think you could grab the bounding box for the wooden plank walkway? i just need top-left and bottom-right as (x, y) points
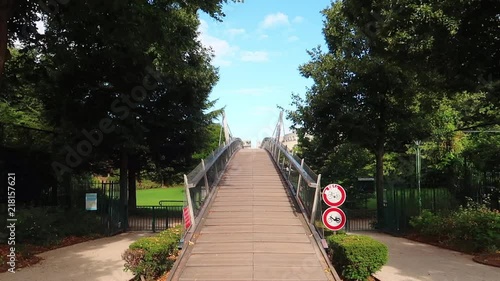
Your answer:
(173, 149), (333, 281)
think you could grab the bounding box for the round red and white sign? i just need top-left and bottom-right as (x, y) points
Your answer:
(322, 207), (346, 231)
(322, 184), (346, 207)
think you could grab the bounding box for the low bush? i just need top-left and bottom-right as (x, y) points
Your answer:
(409, 209), (445, 238)
(137, 179), (162, 190)
(123, 226), (182, 280)
(15, 207), (102, 245)
(410, 204), (500, 253)
(327, 234), (388, 281)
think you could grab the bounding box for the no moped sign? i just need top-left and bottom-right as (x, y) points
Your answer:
(322, 207), (346, 231)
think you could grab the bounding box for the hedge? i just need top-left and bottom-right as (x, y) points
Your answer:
(122, 226), (182, 281)
(410, 206), (500, 253)
(327, 234), (388, 281)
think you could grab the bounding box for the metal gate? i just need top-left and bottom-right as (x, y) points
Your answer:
(128, 201), (183, 232)
(92, 182), (125, 235)
(344, 192), (377, 232)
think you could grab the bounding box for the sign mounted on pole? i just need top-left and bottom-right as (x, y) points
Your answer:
(322, 184), (346, 207)
(322, 207), (346, 231)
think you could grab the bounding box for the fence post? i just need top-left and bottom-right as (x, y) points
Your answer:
(280, 151), (286, 170)
(277, 148), (281, 168)
(212, 151), (219, 178)
(184, 174), (196, 230)
(202, 159), (209, 196)
(296, 159), (305, 200)
(152, 206), (156, 233)
(310, 174), (322, 224)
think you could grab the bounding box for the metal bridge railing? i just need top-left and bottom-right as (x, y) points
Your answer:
(261, 137), (324, 238)
(183, 138), (244, 230)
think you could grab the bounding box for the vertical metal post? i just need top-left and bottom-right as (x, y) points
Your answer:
(277, 148), (281, 168)
(296, 159), (305, 199)
(415, 140), (422, 214)
(202, 159), (209, 196)
(281, 151), (286, 170)
(310, 174), (322, 224)
(152, 206), (156, 233)
(213, 151), (218, 178)
(184, 174), (195, 230)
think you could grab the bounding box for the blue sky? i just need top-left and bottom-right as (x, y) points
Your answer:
(198, 0), (332, 146)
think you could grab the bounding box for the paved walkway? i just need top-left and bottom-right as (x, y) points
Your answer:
(361, 231), (500, 281)
(172, 149), (335, 281)
(1, 232), (152, 281)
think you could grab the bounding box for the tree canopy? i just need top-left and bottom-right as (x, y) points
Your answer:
(289, 0), (500, 222)
(1, 0), (241, 206)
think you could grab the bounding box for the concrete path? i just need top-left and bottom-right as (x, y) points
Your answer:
(360, 231), (500, 281)
(1, 232), (152, 281)
(172, 149), (335, 281)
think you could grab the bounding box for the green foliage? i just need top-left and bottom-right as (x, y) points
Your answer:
(137, 179), (162, 190)
(409, 210), (444, 237)
(327, 234), (388, 281)
(15, 207), (102, 245)
(123, 226), (182, 280)
(410, 203), (500, 253)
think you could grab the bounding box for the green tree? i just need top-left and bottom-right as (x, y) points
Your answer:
(343, 0), (500, 126)
(289, 1), (430, 221)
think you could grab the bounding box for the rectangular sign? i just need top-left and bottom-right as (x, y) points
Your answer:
(183, 207), (192, 229)
(85, 193), (97, 211)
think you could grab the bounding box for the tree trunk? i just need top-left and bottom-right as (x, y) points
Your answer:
(128, 154), (137, 210)
(0, 3), (9, 77)
(375, 143), (385, 228)
(120, 146), (128, 228)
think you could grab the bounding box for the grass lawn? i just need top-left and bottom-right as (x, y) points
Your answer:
(136, 186), (185, 206)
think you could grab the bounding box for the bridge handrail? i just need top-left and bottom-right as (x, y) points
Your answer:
(186, 138), (243, 187)
(261, 137), (324, 238)
(182, 138), (243, 231)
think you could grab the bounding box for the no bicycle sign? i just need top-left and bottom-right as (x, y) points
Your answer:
(322, 184), (346, 207)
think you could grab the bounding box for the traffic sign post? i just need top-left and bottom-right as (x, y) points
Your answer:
(322, 184), (346, 207)
(322, 207), (346, 231)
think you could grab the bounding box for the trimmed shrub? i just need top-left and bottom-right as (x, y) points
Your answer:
(327, 234), (388, 281)
(123, 226), (182, 280)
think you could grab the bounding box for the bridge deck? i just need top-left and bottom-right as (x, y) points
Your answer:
(174, 149), (332, 281)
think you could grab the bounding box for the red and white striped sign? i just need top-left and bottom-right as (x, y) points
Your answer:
(183, 207), (192, 229)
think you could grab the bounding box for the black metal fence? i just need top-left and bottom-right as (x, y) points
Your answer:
(343, 193), (377, 232)
(128, 205), (183, 232)
(80, 181), (125, 236)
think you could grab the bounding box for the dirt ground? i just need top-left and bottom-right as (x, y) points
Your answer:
(0, 232), (152, 281)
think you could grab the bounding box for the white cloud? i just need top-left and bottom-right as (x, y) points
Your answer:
(292, 16), (304, 24)
(240, 51), (269, 62)
(259, 34), (269, 40)
(226, 28), (246, 37)
(260, 12), (289, 29)
(288, 35), (299, 42)
(197, 19), (238, 66)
